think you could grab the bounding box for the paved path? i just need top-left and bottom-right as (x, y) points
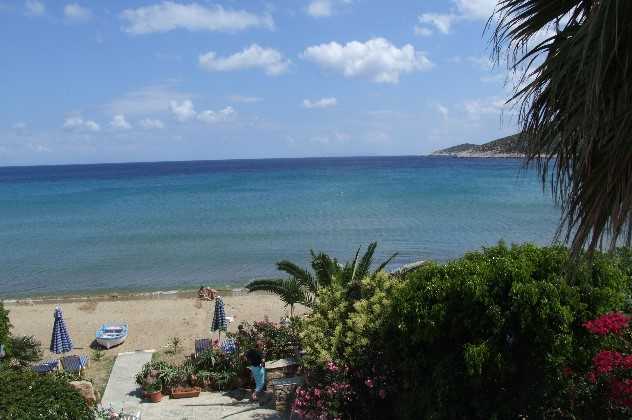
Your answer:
(101, 350), (154, 414)
(139, 392), (281, 420)
(102, 350), (281, 419)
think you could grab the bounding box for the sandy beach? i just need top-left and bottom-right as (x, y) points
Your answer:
(5, 292), (300, 359)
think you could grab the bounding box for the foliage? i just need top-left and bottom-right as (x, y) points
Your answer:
(192, 347), (243, 390)
(0, 302), (10, 352)
(167, 336), (181, 354)
(0, 302), (42, 368)
(296, 242), (632, 419)
(245, 278), (310, 316)
(230, 320), (301, 361)
(491, 0), (632, 254)
(249, 242), (396, 312)
(92, 348), (104, 362)
(0, 367), (94, 419)
(383, 243), (631, 419)
(559, 312), (632, 419)
(296, 270), (399, 418)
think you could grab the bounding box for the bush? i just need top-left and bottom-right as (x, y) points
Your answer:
(0, 367), (94, 419)
(0, 301), (42, 368)
(295, 243), (632, 419)
(384, 243), (631, 419)
(230, 320), (301, 361)
(297, 271), (398, 418)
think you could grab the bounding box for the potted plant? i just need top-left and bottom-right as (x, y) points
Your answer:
(143, 381), (163, 403)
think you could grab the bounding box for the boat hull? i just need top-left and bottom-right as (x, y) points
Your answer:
(96, 336), (126, 349)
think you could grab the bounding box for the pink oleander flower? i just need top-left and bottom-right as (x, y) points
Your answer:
(379, 389), (387, 399)
(364, 378), (374, 388)
(584, 312), (631, 336)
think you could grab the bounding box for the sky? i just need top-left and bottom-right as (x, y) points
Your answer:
(0, 0), (520, 166)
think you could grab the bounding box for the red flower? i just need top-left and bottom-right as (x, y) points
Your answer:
(378, 389), (387, 399)
(364, 378), (374, 389)
(593, 351), (624, 374)
(584, 312), (631, 336)
(562, 367), (574, 378)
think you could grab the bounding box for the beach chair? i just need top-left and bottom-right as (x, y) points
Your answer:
(61, 355), (89, 374)
(221, 338), (237, 354)
(32, 359), (60, 374)
(195, 338), (211, 356)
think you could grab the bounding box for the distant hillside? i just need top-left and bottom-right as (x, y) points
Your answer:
(432, 134), (525, 158)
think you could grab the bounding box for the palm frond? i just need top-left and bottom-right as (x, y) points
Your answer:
(311, 251), (339, 289)
(374, 252), (398, 276)
(491, 0), (632, 255)
(276, 260), (317, 293)
(355, 242), (377, 281)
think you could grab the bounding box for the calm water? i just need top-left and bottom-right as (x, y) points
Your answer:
(0, 156), (560, 297)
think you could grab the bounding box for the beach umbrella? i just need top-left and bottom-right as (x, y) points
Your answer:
(50, 306), (73, 354)
(211, 297), (227, 341)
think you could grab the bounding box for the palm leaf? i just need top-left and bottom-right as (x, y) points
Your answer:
(374, 252), (398, 276)
(491, 0), (632, 255)
(276, 260), (317, 293)
(310, 251), (338, 289)
(355, 242), (377, 281)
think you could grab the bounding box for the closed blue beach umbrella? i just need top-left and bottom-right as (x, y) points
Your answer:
(50, 306), (73, 354)
(211, 297), (227, 340)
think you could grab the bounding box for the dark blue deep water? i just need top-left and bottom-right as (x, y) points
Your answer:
(0, 156), (560, 297)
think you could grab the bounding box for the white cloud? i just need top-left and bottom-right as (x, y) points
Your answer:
(25, 0), (44, 16)
(64, 3), (92, 22)
(464, 97), (508, 120)
(138, 118), (165, 129)
(307, 0), (331, 17)
(302, 97), (337, 109)
(415, 0), (497, 36)
(414, 26), (433, 37)
(454, 0), (497, 20)
(437, 104), (449, 120)
(169, 100), (236, 124)
(199, 45), (290, 76)
(110, 114), (132, 130)
(197, 106), (236, 124)
(228, 95), (262, 104)
(418, 13), (457, 34)
(306, 0), (351, 18)
(302, 38), (432, 84)
(120, 2), (274, 35)
(169, 100), (196, 122)
(63, 116), (100, 132)
(106, 85), (192, 116)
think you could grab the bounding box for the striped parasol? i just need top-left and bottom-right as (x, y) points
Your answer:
(211, 297), (227, 340)
(50, 306), (73, 354)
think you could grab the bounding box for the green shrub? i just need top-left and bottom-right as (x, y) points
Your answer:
(385, 243), (632, 419)
(230, 320), (301, 361)
(0, 367), (93, 419)
(0, 302), (42, 368)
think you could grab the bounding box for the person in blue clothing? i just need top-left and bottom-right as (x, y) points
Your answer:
(245, 349), (266, 400)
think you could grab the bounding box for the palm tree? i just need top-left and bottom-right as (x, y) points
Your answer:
(491, 0), (632, 255)
(248, 242), (397, 309)
(245, 277), (310, 317)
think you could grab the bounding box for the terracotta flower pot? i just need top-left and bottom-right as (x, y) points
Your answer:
(144, 390), (163, 403)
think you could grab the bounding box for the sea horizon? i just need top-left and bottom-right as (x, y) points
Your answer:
(0, 155), (559, 298)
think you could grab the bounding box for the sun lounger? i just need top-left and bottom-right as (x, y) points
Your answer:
(32, 359), (60, 374)
(195, 338), (211, 356)
(61, 355), (89, 374)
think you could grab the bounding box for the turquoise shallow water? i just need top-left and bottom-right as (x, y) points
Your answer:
(0, 156), (560, 297)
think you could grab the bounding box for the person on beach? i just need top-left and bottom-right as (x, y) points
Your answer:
(245, 349), (266, 401)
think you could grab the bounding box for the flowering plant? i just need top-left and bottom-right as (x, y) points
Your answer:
(562, 312), (632, 418)
(291, 360), (394, 419)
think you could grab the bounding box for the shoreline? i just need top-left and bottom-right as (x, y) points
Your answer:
(1, 286), (248, 305)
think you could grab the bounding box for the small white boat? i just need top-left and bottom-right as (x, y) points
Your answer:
(96, 323), (128, 349)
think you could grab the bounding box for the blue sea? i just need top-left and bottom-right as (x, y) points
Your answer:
(0, 156), (560, 298)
